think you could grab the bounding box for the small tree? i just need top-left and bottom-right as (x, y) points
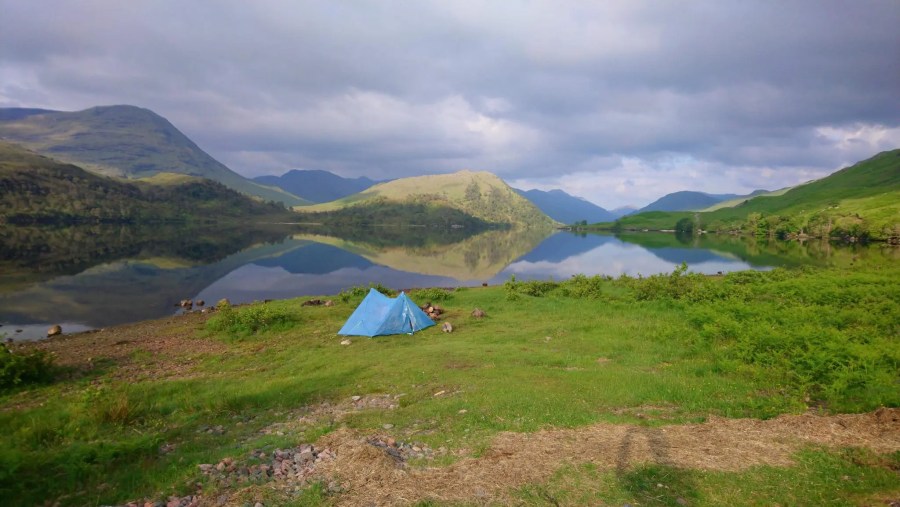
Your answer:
(675, 217), (694, 234)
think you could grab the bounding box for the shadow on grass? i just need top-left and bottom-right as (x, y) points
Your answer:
(616, 426), (699, 506)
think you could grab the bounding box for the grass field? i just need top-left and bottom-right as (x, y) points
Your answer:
(1, 259), (898, 505)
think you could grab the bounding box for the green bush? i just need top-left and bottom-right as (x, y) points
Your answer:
(412, 287), (454, 302)
(503, 275), (560, 299)
(558, 274), (610, 299)
(338, 282), (395, 303)
(206, 303), (297, 337)
(0, 345), (56, 389)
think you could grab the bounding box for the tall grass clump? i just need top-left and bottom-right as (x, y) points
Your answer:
(206, 303), (297, 338)
(0, 343), (56, 390)
(338, 282), (395, 303)
(411, 287), (455, 302)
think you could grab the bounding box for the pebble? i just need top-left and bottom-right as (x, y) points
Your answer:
(340, 339), (351, 345)
(351, 395), (362, 402)
(367, 436), (442, 464)
(383, 423), (394, 430)
(458, 409), (468, 414)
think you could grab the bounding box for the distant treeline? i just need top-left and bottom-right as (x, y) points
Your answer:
(295, 197), (497, 230)
(0, 144), (292, 225)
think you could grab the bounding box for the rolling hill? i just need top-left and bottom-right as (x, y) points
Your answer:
(700, 187), (794, 211)
(514, 188), (616, 224)
(610, 150), (900, 240)
(253, 169), (378, 203)
(296, 170), (556, 227)
(0, 105), (309, 206)
(0, 141), (292, 224)
(635, 190), (769, 213)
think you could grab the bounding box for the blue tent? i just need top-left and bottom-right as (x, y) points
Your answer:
(338, 288), (435, 337)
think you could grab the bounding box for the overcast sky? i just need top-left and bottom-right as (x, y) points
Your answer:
(1, 1), (898, 208)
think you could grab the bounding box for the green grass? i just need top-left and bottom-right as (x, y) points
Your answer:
(0, 261), (898, 505)
(517, 447), (900, 506)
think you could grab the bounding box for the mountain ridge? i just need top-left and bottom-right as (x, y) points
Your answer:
(635, 189), (769, 214)
(0, 105), (309, 206)
(0, 140), (292, 224)
(514, 188), (616, 224)
(253, 169), (378, 203)
(297, 170), (557, 227)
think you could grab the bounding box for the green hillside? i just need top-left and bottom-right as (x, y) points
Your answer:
(0, 141), (293, 224)
(700, 187), (795, 211)
(297, 170), (557, 227)
(603, 150), (900, 241)
(0, 106), (309, 206)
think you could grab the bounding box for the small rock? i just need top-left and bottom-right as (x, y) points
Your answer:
(180, 299), (193, 308)
(340, 339), (351, 345)
(324, 300), (334, 307)
(254, 503), (264, 507)
(47, 324), (62, 337)
(676, 498), (688, 506)
(196, 300), (205, 307)
(386, 437), (397, 447)
(216, 462), (226, 472)
(442, 322), (453, 333)
(433, 390), (446, 397)
(383, 423), (394, 430)
(458, 409), (467, 414)
(471, 308), (486, 318)
(351, 395), (362, 402)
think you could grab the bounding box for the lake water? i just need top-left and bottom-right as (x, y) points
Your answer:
(0, 224), (887, 341)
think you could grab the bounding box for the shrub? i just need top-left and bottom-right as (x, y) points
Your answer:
(338, 283), (395, 303)
(558, 274), (609, 299)
(0, 344), (56, 389)
(206, 303), (297, 337)
(412, 287), (454, 302)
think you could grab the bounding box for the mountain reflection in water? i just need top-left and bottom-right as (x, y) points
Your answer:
(0, 224), (884, 340)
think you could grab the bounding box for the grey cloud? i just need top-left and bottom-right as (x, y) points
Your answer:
(1, 0), (898, 203)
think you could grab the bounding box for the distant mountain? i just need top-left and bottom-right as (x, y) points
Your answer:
(0, 105), (309, 206)
(636, 191), (728, 213)
(0, 141), (292, 224)
(610, 205), (638, 219)
(635, 190), (769, 214)
(514, 188), (616, 224)
(297, 170), (557, 227)
(254, 169), (377, 203)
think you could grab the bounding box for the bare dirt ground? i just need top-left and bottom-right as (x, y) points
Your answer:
(21, 312), (225, 380)
(310, 408), (900, 506)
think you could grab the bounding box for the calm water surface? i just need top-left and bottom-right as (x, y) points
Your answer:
(0, 224), (883, 340)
